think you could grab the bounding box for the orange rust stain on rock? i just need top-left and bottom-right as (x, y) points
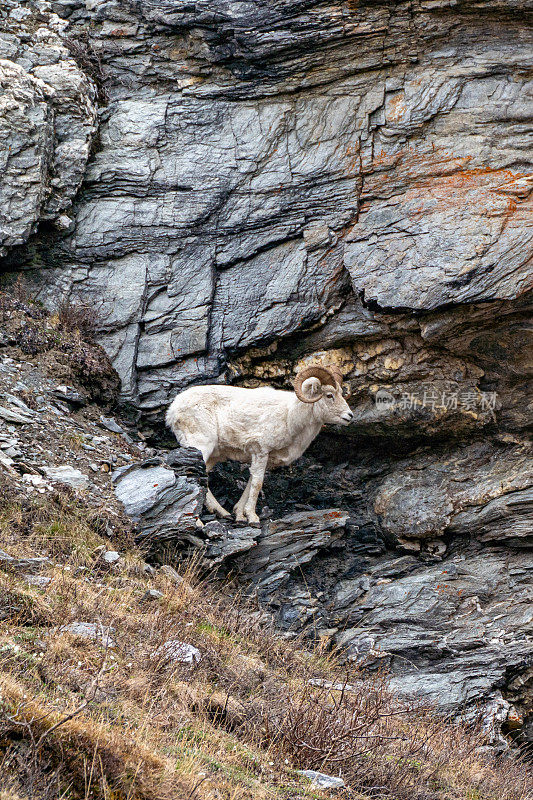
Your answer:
(386, 92), (406, 124)
(344, 142), (361, 176)
(368, 145), (532, 209)
(422, 167), (527, 192)
(403, 169), (532, 217)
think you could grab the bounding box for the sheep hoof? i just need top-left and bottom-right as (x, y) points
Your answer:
(245, 513), (261, 526)
(234, 511), (246, 523)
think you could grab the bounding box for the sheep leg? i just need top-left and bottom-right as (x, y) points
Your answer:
(201, 450), (231, 520)
(243, 453), (268, 526)
(205, 489), (231, 519)
(234, 476), (252, 523)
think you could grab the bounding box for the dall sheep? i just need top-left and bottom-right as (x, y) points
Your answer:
(166, 365), (353, 525)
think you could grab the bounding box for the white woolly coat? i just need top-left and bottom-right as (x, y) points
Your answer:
(166, 384), (324, 468)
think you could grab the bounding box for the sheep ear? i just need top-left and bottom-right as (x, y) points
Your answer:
(299, 376), (323, 403)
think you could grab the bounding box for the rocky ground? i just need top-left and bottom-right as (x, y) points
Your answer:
(0, 300), (532, 800)
(0, 288), (138, 499)
(0, 0), (532, 791)
(124, 438), (533, 748)
(1, 289), (531, 756)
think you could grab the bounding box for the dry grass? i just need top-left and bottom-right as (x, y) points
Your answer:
(0, 490), (531, 800)
(0, 485), (133, 549)
(63, 31), (108, 105)
(56, 298), (100, 343)
(0, 286), (119, 405)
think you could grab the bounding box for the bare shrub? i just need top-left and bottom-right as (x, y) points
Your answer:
(63, 32), (108, 104)
(247, 663), (533, 800)
(1, 500), (531, 800)
(57, 298), (100, 342)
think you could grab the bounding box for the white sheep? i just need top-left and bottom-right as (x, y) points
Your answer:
(166, 365), (353, 525)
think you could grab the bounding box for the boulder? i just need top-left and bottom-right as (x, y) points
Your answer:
(112, 448), (207, 548)
(298, 771), (345, 790)
(0, 3), (96, 255)
(151, 640), (201, 664)
(59, 622), (115, 649)
(0, 549), (51, 573)
(44, 465), (90, 489)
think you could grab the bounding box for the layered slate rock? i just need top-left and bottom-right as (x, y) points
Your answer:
(335, 549), (533, 718)
(201, 520), (258, 566)
(373, 441), (533, 543)
(5, 0), (527, 415)
(1, 0), (532, 743)
(113, 447), (207, 547)
(237, 509), (349, 594)
(113, 447), (259, 565)
(0, 1), (97, 255)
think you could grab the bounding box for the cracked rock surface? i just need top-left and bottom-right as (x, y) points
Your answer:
(1, 0), (532, 748)
(3, 0), (529, 414)
(0, 0), (97, 255)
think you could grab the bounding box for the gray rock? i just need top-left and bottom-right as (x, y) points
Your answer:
(298, 770), (345, 790)
(159, 564), (183, 584)
(0, 549), (51, 573)
(449, 487), (533, 548)
(44, 465), (90, 489)
(332, 578), (369, 612)
(159, 565), (193, 594)
(236, 509), (349, 593)
(22, 473), (47, 488)
(202, 521), (258, 565)
(373, 442), (532, 543)
(0, 7), (96, 256)
(100, 415), (133, 443)
(334, 550), (533, 716)
(0, 452), (15, 470)
(142, 589), (163, 601)
(102, 550), (120, 564)
(151, 640), (201, 664)
(0, 434), (19, 449)
(113, 448), (207, 546)
(99, 416), (125, 435)
(113, 465), (182, 517)
(52, 385), (87, 407)
(0, 405), (34, 424)
(59, 622), (115, 648)
(24, 574), (52, 587)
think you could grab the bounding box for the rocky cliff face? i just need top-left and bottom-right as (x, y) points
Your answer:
(0, 0), (532, 744)
(0, 1), (97, 254)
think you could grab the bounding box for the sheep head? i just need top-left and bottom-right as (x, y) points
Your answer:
(293, 365), (353, 425)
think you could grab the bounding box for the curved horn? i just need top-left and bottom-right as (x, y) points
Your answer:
(328, 366), (344, 388)
(293, 365), (337, 403)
